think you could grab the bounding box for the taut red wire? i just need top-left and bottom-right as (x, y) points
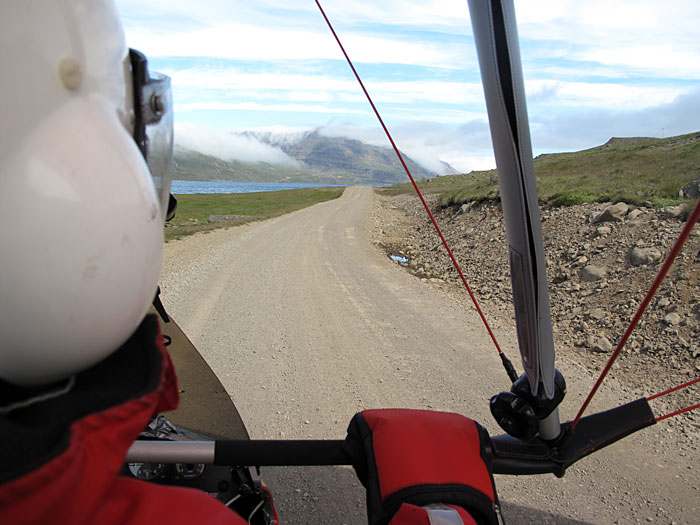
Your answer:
(572, 198), (700, 430)
(647, 376), (700, 401)
(656, 403), (700, 422)
(647, 376), (700, 422)
(314, 0), (505, 359)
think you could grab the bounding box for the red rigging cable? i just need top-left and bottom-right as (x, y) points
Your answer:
(647, 376), (700, 402)
(656, 402), (700, 422)
(572, 198), (700, 431)
(313, 0), (508, 365)
(647, 377), (700, 422)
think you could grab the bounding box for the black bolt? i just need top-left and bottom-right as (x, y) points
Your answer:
(217, 480), (230, 493)
(150, 93), (163, 115)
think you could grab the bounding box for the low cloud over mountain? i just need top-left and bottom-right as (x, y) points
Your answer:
(174, 127), (457, 185)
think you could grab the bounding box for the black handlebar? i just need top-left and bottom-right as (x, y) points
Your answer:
(128, 398), (655, 477)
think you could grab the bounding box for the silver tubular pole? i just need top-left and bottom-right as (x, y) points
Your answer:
(467, 0), (559, 437)
(126, 441), (215, 464)
(466, 1), (556, 396)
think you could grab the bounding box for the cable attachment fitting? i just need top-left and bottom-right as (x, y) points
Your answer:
(490, 369), (566, 441)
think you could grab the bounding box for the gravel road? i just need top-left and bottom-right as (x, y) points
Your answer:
(160, 186), (699, 524)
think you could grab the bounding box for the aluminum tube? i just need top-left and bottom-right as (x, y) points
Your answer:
(126, 440), (215, 464)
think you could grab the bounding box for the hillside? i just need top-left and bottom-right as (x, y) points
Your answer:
(174, 146), (322, 184)
(382, 131), (700, 208)
(174, 131), (443, 185)
(266, 131), (435, 185)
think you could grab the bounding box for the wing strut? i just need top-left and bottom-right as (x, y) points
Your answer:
(467, 0), (559, 438)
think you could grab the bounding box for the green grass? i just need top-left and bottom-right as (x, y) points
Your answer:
(379, 131), (700, 208)
(165, 187), (344, 241)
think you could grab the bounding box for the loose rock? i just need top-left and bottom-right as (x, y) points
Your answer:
(581, 265), (608, 282)
(680, 178), (700, 199)
(664, 312), (681, 326)
(590, 336), (614, 353)
(662, 204), (687, 220)
(592, 202), (629, 223)
(628, 209), (644, 221)
(630, 247), (662, 266)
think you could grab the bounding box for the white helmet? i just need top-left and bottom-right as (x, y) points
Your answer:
(0, 0), (173, 386)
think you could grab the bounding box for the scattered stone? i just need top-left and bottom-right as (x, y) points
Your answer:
(630, 247), (663, 266)
(657, 297), (671, 308)
(680, 177), (700, 199)
(628, 209), (644, 221)
(460, 202), (473, 214)
(590, 336), (614, 353)
(592, 202), (629, 223)
(589, 308), (606, 321)
(662, 204), (687, 220)
(596, 226), (612, 236)
(581, 265), (608, 282)
(553, 271), (569, 284)
(664, 312), (681, 326)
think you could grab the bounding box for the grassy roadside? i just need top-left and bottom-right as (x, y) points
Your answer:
(165, 187), (344, 241)
(379, 132), (700, 208)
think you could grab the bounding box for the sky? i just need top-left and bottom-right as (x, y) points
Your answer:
(114, 0), (700, 174)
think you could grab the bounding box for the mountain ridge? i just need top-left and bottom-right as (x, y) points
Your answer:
(174, 131), (453, 185)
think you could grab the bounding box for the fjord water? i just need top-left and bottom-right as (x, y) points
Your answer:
(171, 180), (347, 195)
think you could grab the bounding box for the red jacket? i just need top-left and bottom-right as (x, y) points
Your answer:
(0, 315), (245, 525)
(0, 316), (485, 525)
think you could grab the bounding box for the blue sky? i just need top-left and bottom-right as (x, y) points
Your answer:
(115, 0), (700, 173)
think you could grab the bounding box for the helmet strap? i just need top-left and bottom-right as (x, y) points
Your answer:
(0, 375), (76, 415)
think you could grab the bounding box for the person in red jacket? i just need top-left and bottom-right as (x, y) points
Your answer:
(0, 1), (500, 524)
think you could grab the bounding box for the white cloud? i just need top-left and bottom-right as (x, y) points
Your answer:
(310, 0), (472, 31)
(121, 20), (470, 68)
(516, 0), (700, 80)
(116, 0), (473, 39)
(175, 123), (297, 164)
(115, 0), (699, 176)
(574, 45), (700, 80)
(526, 80), (686, 110)
(173, 101), (370, 116)
(165, 68), (357, 92)
(241, 127), (313, 147)
(165, 65), (484, 105)
(529, 88), (700, 154)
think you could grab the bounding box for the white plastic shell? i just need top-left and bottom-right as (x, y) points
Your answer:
(0, 0), (163, 385)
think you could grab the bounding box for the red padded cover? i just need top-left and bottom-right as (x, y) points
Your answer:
(363, 409), (494, 502)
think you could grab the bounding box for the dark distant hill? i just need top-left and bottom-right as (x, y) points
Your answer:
(174, 131), (452, 185)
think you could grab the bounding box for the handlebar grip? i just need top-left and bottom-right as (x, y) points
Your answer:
(215, 439), (349, 466)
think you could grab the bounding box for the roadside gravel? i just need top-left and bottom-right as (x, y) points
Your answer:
(373, 193), (700, 415)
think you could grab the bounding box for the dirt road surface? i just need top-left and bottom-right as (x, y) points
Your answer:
(161, 186), (699, 524)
